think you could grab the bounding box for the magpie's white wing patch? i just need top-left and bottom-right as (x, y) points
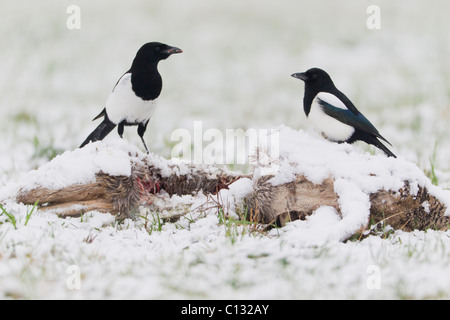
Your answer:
(307, 91), (355, 142)
(105, 73), (158, 125)
(316, 92), (348, 110)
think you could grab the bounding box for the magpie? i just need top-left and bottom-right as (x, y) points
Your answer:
(80, 42), (182, 153)
(291, 67), (396, 158)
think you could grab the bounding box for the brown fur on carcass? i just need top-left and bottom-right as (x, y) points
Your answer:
(16, 156), (449, 235)
(245, 176), (449, 234)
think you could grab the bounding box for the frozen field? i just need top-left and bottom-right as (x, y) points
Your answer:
(0, 0), (449, 299)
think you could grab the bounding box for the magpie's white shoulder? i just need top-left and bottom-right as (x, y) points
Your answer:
(315, 92), (348, 110)
(113, 72), (132, 90)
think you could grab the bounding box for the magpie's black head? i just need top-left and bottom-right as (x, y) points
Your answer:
(291, 68), (334, 90)
(136, 42), (183, 63)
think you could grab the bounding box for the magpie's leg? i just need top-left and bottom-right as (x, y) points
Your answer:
(118, 122), (124, 138)
(137, 121), (150, 154)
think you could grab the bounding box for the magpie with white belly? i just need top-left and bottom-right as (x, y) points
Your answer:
(291, 68), (396, 158)
(80, 42), (182, 153)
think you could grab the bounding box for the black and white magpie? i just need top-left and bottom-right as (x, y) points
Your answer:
(291, 67), (396, 158)
(80, 42), (182, 153)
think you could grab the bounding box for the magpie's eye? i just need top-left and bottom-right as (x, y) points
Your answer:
(311, 73), (318, 80)
(155, 46), (161, 52)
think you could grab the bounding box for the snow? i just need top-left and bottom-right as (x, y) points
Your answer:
(250, 126), (450, 245)
(2, 126), (450, 299)
(14, 122), (448, 248)
(1, 0), (450, 300)
(17, 139), (143, 192)
(273, 206), (343, 246)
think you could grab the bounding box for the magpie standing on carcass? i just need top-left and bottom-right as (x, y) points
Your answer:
(291, 67), (396, 158)
(80, 42), (182, 153)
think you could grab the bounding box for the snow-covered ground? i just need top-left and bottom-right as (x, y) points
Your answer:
(0, 0), (449, 299)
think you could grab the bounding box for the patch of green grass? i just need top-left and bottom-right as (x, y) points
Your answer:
(11, 111), (38, 125)
(32, 136), (64, 162)
(25, 200), (39, 226)
(140, 211), (164, 235)
(424, 140), (440, 186)
(0, 204), (17, 229)
(207, 194), (266, 244)
(0, 201), (38, 230)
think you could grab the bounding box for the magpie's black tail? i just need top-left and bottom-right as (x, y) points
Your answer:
(367, 136), (397, 158)
(80, 118), (116, 148)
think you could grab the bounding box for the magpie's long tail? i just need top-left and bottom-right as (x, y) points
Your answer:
(367, 136), (397, 158)
(80, 118), (116, 148)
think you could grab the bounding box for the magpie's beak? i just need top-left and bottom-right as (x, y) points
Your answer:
(162, 46), (183, 55)
(291, 72), (308, 81)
